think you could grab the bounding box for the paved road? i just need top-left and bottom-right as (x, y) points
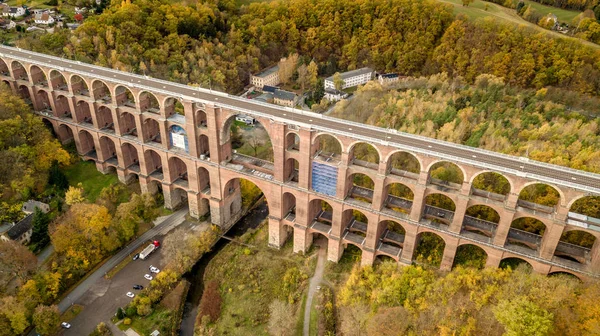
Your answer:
(303, 240), (327, 336)
(36, 244), (54, 266)
(1, 46), (600, 194)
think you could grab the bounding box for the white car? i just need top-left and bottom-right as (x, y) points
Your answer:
(126, 292), (135, 298)
(61, 322), (71, 329)
(144, 274), (153, 281)
(150, 266), (160, 274)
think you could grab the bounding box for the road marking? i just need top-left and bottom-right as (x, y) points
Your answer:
(428, 145), (432, 148)
(572, 177), (577, 180)
(472, 155), (477, 158)
(519, 166), (524, 169)
(387, 136), (391, 139)
(349, 128), (352, 131)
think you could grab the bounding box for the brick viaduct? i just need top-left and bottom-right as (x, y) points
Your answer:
(2, 47), (600, 280)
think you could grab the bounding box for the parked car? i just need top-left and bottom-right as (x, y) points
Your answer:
(144, 274), (153, 281)
(132, 253), (139, 261)
(126, 292), (135, 298)
(133, 284), (144, 290)
(150, 266), (160, 274)
(61, 322), (71, 329)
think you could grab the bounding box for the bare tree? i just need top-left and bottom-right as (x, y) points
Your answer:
(340, 305), (370, 336)
(0, 240), (37, 292)
(297, 64), (308, 93)
(268, 300), (294, 336)
(278, 54), (299, 85)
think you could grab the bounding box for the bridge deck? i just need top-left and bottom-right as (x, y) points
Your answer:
(2, 46), (600, 194)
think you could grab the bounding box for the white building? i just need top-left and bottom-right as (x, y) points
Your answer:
(324, 67), (374, 90)
(34, 13), (55, 25)
(250, 65), (280, 89)
(324, 88), (349, 102)
(1, 6), (25, 18)
(235, 115), (255, 125)
(378, 73), (401, 85)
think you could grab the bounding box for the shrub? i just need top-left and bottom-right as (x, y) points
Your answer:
(125, 306), (136, 317)
(197, 281), (222, 322)
(116, 307), (125, 320)
(123, 318), (131, 325)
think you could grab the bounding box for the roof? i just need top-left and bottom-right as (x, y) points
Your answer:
(9, 7), (19, 14)
(254, 92), (273, 102)
(262, 85), (278, 93)
(325, 88), (346, 96)
(254, 65), (279, 78)
(380, 73), (399, 79)
(22, 200), (49, 214)
(35, 13), (50, 21)
(5, 214), (33, 240)
(274, 89), (296, 101)
(326, 67), (374, 81)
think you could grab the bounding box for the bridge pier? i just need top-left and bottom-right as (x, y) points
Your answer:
(268, 216), (288, 249)
(293, 226), (311, 254)
(327, 238), (343, 262)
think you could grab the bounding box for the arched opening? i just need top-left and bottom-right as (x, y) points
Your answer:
(144, 149), (163, 178)
(169, 125), (189, 153)
(1, 80), (10, 89)
(349, 142), (379, 170)
(283, 192), (296, 222)
(312, 232), (329, 254)
(374, 255), (397, 265)
(139, 91), (160, 113)
(383, 183), (414, 216)
(506, 217), (547, 255)
(308, 198), (334, 234)
(197, 167), (210, 193)
(452, 244), (488, 269)
(548, 271), (581, 281)
(170, 188), (188, 210)
(223, 115), (274, 174)
(286, 132), (300, 151)
(553, 230), (596, 266)
(342, 208), (368, 246)
(30, 65), (48, 87)
(115, 85), (135, 108)
(462, 205), (500, 242)
(119, 112), (137, 137)
(312, 133), (342, 163)
(413, 231), (445, 268)
(71, 75), (89, 96)
(55, 95), (71, 119)
(569, 196), (600, 223)
(471, 172), (510, 201)
(97, 106), (115, 131)
(517, 183), (560, 214)
(143, 118), (161, 144)
(49, 70), (68, 91)
(346, 173), (374, 205)
(223, 178), (268, 225)
(36, 89), (52, 112)
(499, 257), (533, 272)
(196, 110), (207, 127)
(75, 100), (92, 125)
(378, 220), (405, 258)
(92, 80), (111, 103)
(198, 135), (210, 159)
(168, 157), (189, 188)
(165, 97), (185, 117)
(285, 158), (299, 184)
(121, 142), (140, 170)
(78, 130), (96, 155)
(423, 193), (456, 225)
(11, 61), (28, 80)
(57, 124), (74, 143)
(146, 180), (163, 198)
(18, 85), (31, 103)
(428, 161), (464, 191)
(99, 136), (117, 164)
(0, 59), (9, 76)
(388, 151), (420, 179)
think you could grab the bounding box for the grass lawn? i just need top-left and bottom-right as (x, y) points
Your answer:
(5, 0), (53, 8)
(203, 222), (317, 335)
(119, 307), (175, 335)
(522, 0), (581, 23)
(60, 304), (83, 322)
(62, 160), (120, 202)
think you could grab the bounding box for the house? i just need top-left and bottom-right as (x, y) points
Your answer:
(74, 7), (88, 14)
(66, 23), (81, 30)
(1, 214), (34, 244)
(22, 200), (50, 214)
(1, 5), (25, 18)
(324, 88), (349, 102)
(378, 73), (401, 85)
(261, 85), (278, 93)
(273, 89), (297, 107)
(250, 65), (280, 89)
(324, 67), (374, 90)
(0, 18), (15, 30)
(34, 12), (55, 25)
(235, 115), (255, 125)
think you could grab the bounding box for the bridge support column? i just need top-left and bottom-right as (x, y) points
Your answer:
(449, 196), (469, 233)
(293, 225), (311, 254)
(590, 241), (600, 273)
(493, 210), (514, 246)
(410, 185), (426, 222)
(400, 231), (417, 264)
(27, 85), (42, 111)
(95, 161), (113, 175)
(117, 168), (134, 184)
(440, 236), (459, 271)
(163, 184), (176, 210)
(361, 249), (376, 267)
(187, 191), (201, 219)
(209, 198), (224, 226)
(159, 121), (169, 149)
(539, 223), (564, 260)
(371, 175), (386, 211)
(297, 128), (312, 190)
(485, 249), (502, 268)
(140, 177), (159, 195)
(327, 237), (343, 262)
(268, 217), (286, 249)
(271, 123), (286, 182)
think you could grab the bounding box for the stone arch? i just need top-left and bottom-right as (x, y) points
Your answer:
(547, 270), (582, 281)
(221, 113), (274, 162)
(0, 58), (9, 76)
(470, 171), (512, 201)
(121, 142), (140, 168)
(462, 204), (500, 240)
(196, 109), (207, 127)
(499, 257), (533, 271)
(170, 187), (189, 210)
(222, 176), (272, 224)
(115, 85), (136, 107)
(348, 141), (380, 169)
(55, 95), (71, 118)
(413, 230), (446, 268)
(424, 193), (456, 224)
(383, 182), (414, 215)
(283, 192), (296, 219)
(342, 208), (369, 243)
(506, 217), (547, 252)
(285, 158), (299, 183)
(168, 156), (189, 185)
(78, 129), (95, 154)
(374, 254), (398, 264)
(75, 100), (92, 124)
(568, 195), (600, 218)
(70, 74), (89, 96)
(198, 134), (210, 158)
(308, 198), (335, 231)
(35, 88), (52, 110)
(119, 111), (137, 136)
(312, 133), (343, 162)
(347, 173), (375, 204)
(143, 117), (161, 144)
(56, 123), (74, 143)
(197, 166), (210, 192)
(386, 150), (421, 178)
(139, 91), (160, 113)
(18, 85), (31, 102)
(427, 160), (465, 189)
(97, 106), (115, 131)
(517, 182), (564, 208)
(91, 79), (112, 103)
(1, 80), (10, 88)
(453, 243), (488, 269)
(29, 65), (48, 86)
(99, 136), (117, 162)
(379, 220), (406, 249)
(554, 229), (596, 265)
(11, 60), (28, 80)
(169, 125), (189, 153)
(144, 149), (163, 176)
(49, 70), (68, 91)
(286, 132), (300, 150)
(164, 97), (184, 117)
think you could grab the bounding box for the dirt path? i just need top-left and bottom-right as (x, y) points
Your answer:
(303, 241), (327, 336)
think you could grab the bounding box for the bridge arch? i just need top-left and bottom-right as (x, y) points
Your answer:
(35, 88), (52, 110)
(97, 106), (115, 131)
(91, 79), (112, 103)
(119, 111), (137, 136)
(413, 230), (446, 268)
(55, 94), (71, 117)
(517, 182), (564, 208)
(197, 166), (210, 192)
(17, 84), (31, 102)
(121, 142), (140, 168)
(77, 129), (96, 154)
(347, 173), (375, 205)
(568, 195), (600, 216)
(423, 193), (456, 225)
(383, 182), (414, 215)
(198, 134), (210, 158)
(98, 136), (117, 162)
(169, 125), (189, 153)
(506, 217), (547, 253)
(196, 109), (207, 127)
(386, 150), (421, 177)
(49, 69), (68, 91)
(378, 219), (406, 250)
(348, 141), (380, 169)
(286, 132), (300, 150)
(221, 113), (274, 163)
(427, 160), (465, 190)
(164, 96), (185, 117)
(11, 60), (28, 80)
(308, 197), (335, 233)
(29, 65), (48, 86)
(56, 123), (75, 143)
(143, 117), (161, 144)
(168, 156), (189, 186)
(115, 85), (136, 107)
(282, 191), (296, 219)
(453, 243), (489, 269)
(1, 79), (10, 88)
(70, 74), (90, 96)
(462, 204), (500, 239)
(548, 270), (582, 281)
(499, 257), (533, 271)
(0, 58), (8, 76)
(139, 91), (160, 113)
(311, 133), (343, 159)
(553, 229), (597, 265)
(470, 171), (512, 198)
(144, 149), (164, 177)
